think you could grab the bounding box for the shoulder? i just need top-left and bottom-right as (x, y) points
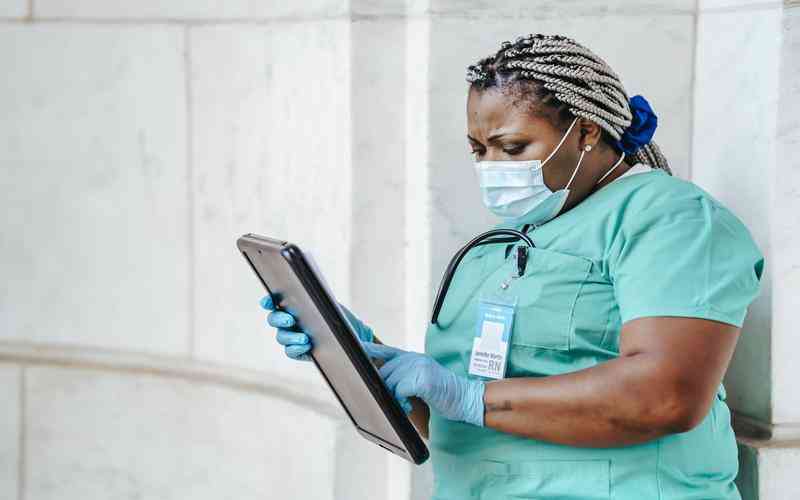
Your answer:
(605, 170), (765, 327)
(617, 169), (709, 210)
(614, 170), (737, 228)
(610, 170), (762, 260)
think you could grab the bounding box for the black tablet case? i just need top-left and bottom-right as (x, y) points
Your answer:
(237, 233), (429, 465)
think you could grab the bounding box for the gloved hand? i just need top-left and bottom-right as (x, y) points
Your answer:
(361, 342), (485, 427)
(260, 294), (374, 361)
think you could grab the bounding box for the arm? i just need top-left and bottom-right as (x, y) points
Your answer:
(483, 316), (739, 447)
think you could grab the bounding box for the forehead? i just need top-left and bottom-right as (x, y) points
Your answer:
(466, 86), (542, 136)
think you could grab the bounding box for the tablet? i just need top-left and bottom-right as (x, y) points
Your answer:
(236, 233), (429, 465)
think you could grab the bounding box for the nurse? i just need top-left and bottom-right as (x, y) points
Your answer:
(261, 34), (764, 499)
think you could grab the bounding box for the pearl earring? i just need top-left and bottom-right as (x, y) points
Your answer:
(584, 144), (593, 152)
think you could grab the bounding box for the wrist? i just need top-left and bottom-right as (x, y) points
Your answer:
(339, 302), (374, 342)
(462, 378), (486, 427)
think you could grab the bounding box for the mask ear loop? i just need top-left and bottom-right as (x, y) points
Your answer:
(564, 148), (586, 190)
(546, 143), (586, 223)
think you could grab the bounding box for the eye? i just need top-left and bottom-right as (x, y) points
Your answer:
(470, 148), (484, 158)
(503, 144), (526, 155)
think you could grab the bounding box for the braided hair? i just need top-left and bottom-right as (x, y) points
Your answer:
(466, 34), (671, 174)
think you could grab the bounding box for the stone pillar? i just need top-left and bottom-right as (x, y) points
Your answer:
(0, 2), (391, 499)
(693, 1), (800, 498)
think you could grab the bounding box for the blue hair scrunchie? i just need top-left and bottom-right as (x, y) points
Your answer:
(613, 95), (658, 155)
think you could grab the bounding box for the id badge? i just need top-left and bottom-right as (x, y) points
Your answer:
(468, 292), (517, 380)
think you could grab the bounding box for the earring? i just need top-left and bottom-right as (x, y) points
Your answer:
(584, 144), (593, 152)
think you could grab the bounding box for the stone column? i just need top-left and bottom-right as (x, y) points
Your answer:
(0, 2), (392, 499)
(693, 1), (800, 498)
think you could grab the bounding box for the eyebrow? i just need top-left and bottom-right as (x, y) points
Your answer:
(467, 131), (520, 143)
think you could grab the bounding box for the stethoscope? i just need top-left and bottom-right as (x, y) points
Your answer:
(430, 224), (535, 325)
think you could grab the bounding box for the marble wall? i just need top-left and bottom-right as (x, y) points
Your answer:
(692, 0), (782, 426)
(694, 2), (800, 498)
(0, 10), (387, 500)
(0, 365), (20, 500)
(693, 0), (800, 433)
(771, 0), (800, 427)
(0, 0), (24, 18)
(24, 366), (342, 500)
(1, 1), (796, 499)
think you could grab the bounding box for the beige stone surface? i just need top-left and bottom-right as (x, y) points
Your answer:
(189, 21), (353, 379)
(0, 364), (20, 500)
(0, 24), (190, 356)
(33, 0), (347, 20)
(699, 0), (779, 10)
(25, 365), (342, 500)
(771, 3), (800, 424)
(692, 6), (782, 423)
(0, 0), (25, 17)
(429, 0), (695, 15)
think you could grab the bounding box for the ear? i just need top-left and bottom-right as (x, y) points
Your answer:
(577, 118), (603, 151)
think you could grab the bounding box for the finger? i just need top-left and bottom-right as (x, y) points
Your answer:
(379, 355), (410, 386)
(361, 341), (405, 361)
(260, 295), (275, 310)
(339, 303), (356, 324)
(267, 311), (296, 329)
(339, 304), (374, 343)
(286, 344), (312, 359)
(385, 362), (417, 398)
(399, 397), (412, 414)
(394, 377), (421, 400)
(276, 329), (309, 347)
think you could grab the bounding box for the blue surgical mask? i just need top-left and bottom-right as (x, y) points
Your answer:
(474, 117), (581, 226)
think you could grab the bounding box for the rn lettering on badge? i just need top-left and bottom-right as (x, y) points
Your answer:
(469, 297), (515, 380)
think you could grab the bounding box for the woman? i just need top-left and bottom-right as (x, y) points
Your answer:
(260, 34), (764, 499)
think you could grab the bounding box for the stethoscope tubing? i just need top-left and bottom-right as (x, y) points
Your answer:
(430, 228), (535, 325)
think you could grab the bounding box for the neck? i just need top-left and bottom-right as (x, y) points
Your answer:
(558, 148), (629, 216)
(592, 152), (631, 193)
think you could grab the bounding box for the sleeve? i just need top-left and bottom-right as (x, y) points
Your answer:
(608, 196), (765, 327)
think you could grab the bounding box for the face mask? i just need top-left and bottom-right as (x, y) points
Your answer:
(474, 117), (582, 225)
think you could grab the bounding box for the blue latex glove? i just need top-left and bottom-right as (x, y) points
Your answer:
(260, 294), (374, 361)
(361, 341), (485, 427)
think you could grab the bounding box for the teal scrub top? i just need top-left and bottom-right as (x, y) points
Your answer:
(424, 168), (765, 500)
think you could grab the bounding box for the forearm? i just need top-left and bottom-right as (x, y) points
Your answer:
(483, 353), (697, 447)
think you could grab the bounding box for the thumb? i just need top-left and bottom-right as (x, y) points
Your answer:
(259, 294), (275, 311)
(360, 341), (406, 361)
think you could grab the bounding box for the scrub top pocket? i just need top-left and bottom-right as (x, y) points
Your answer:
(509, 248), (592, 352)
(477, 459), (611, 500)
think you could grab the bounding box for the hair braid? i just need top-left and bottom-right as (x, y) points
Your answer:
(466, 34), (671, 173)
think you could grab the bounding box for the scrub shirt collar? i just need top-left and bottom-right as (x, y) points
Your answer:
(493, 167), (666, 232)
(470, 168), (666, 260)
